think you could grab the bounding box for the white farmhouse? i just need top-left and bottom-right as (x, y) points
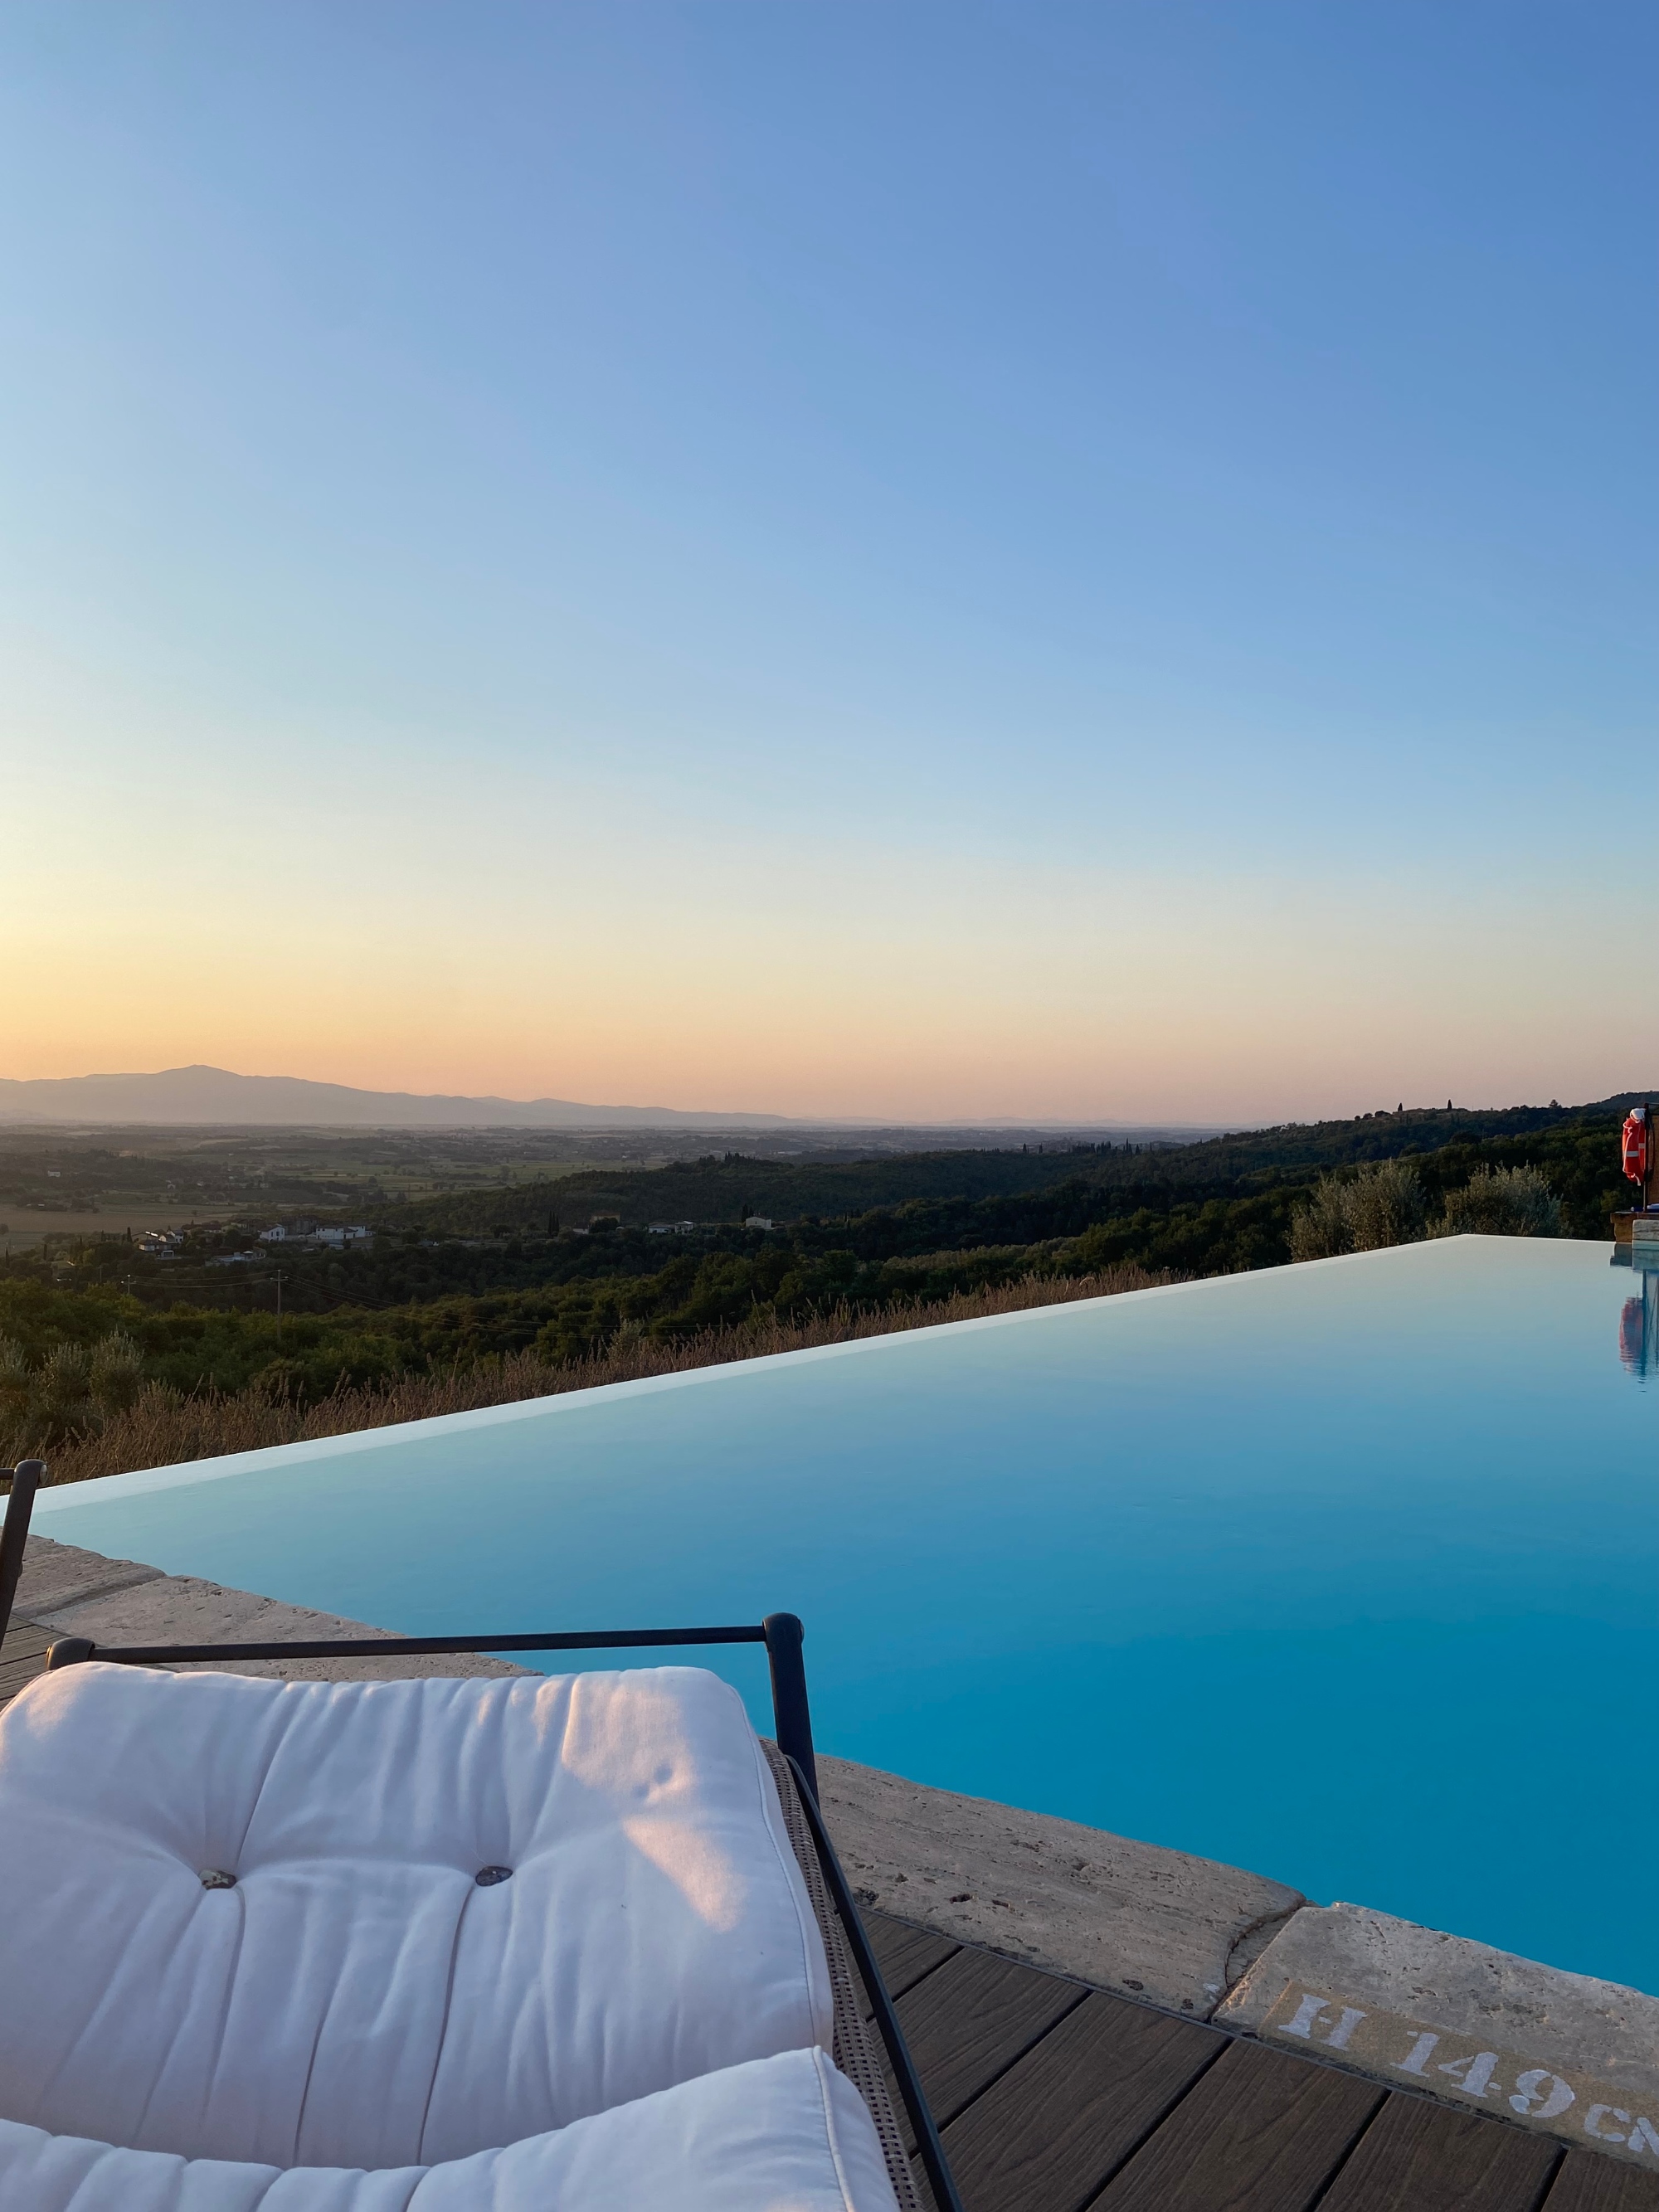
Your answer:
(258, 1218), (320, 1245)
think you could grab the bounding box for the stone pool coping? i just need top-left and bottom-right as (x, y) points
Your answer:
(11, 1530), (1658, 2168)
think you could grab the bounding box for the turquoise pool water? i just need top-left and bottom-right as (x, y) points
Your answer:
(26, 1237), (1659, 1993)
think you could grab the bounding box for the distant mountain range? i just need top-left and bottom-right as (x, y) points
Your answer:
(0, 1066), (795, 1130)
(0, 1063), (1205, 1135)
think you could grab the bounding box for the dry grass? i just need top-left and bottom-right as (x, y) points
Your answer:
(42, 1265), (1173, 1486)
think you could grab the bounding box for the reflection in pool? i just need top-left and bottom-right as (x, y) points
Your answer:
(28, 1236), (1659, 1994)
(1617, 1254), (1659, 1379)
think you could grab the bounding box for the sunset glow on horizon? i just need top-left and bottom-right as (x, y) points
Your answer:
(2, 2), (1653, 1126)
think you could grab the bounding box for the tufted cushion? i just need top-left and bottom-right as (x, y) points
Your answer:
(0, 2046), (899, 2211)
(0, 1664), (833, 2171)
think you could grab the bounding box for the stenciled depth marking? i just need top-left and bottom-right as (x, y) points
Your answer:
(1262, 1984), (1657, 2164)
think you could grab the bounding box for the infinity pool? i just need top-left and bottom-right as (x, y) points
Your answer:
(27, 1237), (1658, 1993)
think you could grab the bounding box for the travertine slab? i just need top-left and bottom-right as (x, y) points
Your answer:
(25, 1548), (520, 1682)
(1219, 1903), (1659, 2166)
(12, 1534), (163, 1618)
(818, 1753), (1302, 2019)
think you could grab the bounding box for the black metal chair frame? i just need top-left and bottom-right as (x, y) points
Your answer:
(0, 1462), (44, 1653)
(0, 1461), (963, 2212)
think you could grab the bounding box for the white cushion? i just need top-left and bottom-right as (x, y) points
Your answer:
(0, 2046), (900, 2212)
(0, 1664), (833, 2169)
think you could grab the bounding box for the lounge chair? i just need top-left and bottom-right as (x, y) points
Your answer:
(0, 1464), (961, 2212)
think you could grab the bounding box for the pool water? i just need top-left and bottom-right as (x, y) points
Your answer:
(27, 1237), (1659, 1994)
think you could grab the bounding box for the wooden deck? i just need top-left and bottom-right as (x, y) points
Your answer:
(3, 1627), (1652, 2210)
(864, 1911), (1658, 2212)
(0, 1621), (52, 1714)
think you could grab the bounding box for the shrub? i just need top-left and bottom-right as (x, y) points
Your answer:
(1287, 1179), (1352, 1262)
(0, 1326), (147, 1459)
(0, 1335), (32, 1438)
(30, 1343), (98, 1440)
(1436, 1164), (1562, 1238)
(1288, 1159), (1427, 1261)
(89, 1330), (144, 1414)
(1344, 1158), (1428, 1249)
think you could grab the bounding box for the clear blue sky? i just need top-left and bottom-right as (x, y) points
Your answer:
(2, 2), (1653, 1120)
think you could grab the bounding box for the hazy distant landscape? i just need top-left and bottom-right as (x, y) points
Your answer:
(0, 1113), (1221, 1255)
(0, 1065), (797, 1130)
(0, 1063), (1228, 1141)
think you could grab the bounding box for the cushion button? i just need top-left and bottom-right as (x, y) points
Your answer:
(474, 1865), (513, 1887)
(199, 1869), (236, 1890)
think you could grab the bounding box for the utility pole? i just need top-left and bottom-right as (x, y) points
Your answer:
(275, 1270), (285, 1340)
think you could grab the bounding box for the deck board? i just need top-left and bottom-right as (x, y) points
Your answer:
(1319, 2092), (1560, 2210)
(866, 1914), (961, 2002)
(897, 1947), (1088, 2134)
(0, 1622), (52, 1709)
(940, 1988), (1223, 2212)
(1545, 2154), (1659, 2212)
(1087, 2037), (1385, 2212)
